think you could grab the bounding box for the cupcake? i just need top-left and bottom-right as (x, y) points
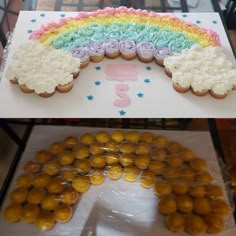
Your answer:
(119, 40), (137, 60)
(56, 83), (74, 93)
(154, 47), (173, 67)
(71, 47), (90, 69)
(137, 42), (155, 63)
(103, 38), (120, 59)
(88, 42), (105, 63)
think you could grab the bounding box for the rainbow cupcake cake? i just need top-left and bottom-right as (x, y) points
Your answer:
(5, 7), (236, 98)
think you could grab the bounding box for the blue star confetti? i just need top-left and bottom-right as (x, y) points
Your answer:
(137, 92), (144, 98)
(87, 95), (94, 100)
(196, 20), (201, 24)
(146, 66), (151, 71)
(40, 13), (45, 17)
(31, 19), (36, 23)
(212, 20), (217, 24)
(60, 13), (65, 17)
(182, 14), (187, 17)
(95, 81), (101, 86)
(144, 78), (150, 84)
(95, 66), (101, 71)
(27, 29), (33, 33)
(119, 110), (126, 116)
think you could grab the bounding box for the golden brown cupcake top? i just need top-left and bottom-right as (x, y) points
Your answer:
(80, 133), (95, 145)
(3, 203), (23, 223)
(58, 151), (75, 166)
(35, 150), (53, 164)
(95, 131), (111, 143)
(111, 130), (125, 143)
(10, 187), (28, 204)
(48, 142), (65, 155)
(23, 161), (41, 174)
(64, 136), (79, 149)
(125, 131), (141, 143)
(16, 174), (32, 188)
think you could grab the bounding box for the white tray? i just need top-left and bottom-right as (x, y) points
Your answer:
(0, 11), (235, 118)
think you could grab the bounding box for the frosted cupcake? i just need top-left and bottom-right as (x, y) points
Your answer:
(88, 42), (105, 63)
(154, 47), (173, 67)
(137, 42), (155, 63)
(71, 47), (90, 69)
(103, 38), (120, 59)
(119, 40), (137, 60)
(172, 71), (191, 93)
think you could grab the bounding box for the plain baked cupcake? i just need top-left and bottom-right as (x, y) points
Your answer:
(3, 203), (23, 223)
(35, 210), (55, 231)
(72, 175), (91, 193)
(140, 170), (156, 188)
(89, 168), (106, 185)
(123, 165), (140, 182)
(54, 204), (73, 223)
(106, 164), (123, 180)
(119, 40), (137, 60)
(64, 136), (79, 149)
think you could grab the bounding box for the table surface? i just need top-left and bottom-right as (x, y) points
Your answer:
(0, 126), (235, 236)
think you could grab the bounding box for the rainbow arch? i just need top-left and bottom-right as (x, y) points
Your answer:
(29, 7), (220, 53)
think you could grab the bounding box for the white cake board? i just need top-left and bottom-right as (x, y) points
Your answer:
(0, 126), (235, 236)
(0, 11), (235, 118)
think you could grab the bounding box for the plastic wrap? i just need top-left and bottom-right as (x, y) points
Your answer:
(0, 126), (235, 236)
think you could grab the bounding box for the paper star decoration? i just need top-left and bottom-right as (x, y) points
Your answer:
(119, 110), (126, 116)
(146, 66), (152, 71)
(31, 19), (36, 23)
(27, 30), (33, 33)
(60, 13), (65, 17)
(95, 66), (101, 71)
(87, 95), (94, 100)
(40, 13), (45, 17)
(144, 78), (150, 83)
(137, 93), (144, 97)
(95, 81), (101, 86)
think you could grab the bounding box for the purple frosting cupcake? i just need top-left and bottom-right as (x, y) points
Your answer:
(103, 38), (120, 59)
(88, 42), (105, 63)
(71, 47), (90, 69)
(119, 40), (137, 60)
(137, 42), (155, 63)
(154, 47), (173, 67)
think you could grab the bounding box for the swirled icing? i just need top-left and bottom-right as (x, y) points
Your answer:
(6, 41), (80, 94)
(137, 42), (155, 58)
(72, 47), (89, 62)
(30, 7), (220, 51)
(119, 40), (136, 54)
(88, 42), (105, 56)
(103, 38), (119, 54)
(164, 45), (236, 94)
